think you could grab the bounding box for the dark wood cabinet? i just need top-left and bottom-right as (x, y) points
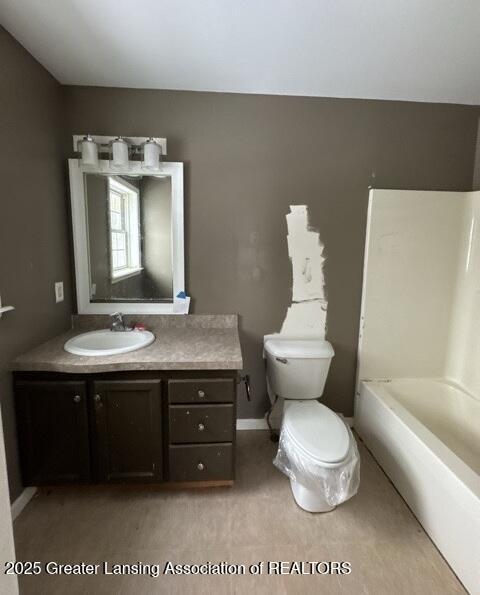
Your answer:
(16, 381), (90, 485)
(14, 371), (237, 487)
(92, 379), (162, 482)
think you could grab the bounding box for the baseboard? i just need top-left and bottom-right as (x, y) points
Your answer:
(236, 418), (269, 430)
(11, 487), (37, 521)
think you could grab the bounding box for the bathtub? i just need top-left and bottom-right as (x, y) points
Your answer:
(355, 378), (480, 595)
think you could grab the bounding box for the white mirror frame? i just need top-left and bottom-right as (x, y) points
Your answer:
(68, 158), (185, 314)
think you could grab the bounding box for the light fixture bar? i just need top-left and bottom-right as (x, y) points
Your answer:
(72, 135), (167, 156)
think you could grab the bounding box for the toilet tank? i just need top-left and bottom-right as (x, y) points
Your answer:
(264, 338), (334, 400)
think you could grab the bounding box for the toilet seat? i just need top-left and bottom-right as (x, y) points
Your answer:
(283, 401), (350, 466)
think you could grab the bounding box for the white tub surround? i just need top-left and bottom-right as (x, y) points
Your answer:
(357, 188), (480, 388)
(357, 189), (465, 381)
(355, 189), (480, 595)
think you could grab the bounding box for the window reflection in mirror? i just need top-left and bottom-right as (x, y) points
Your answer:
(85, 173), (173, 303)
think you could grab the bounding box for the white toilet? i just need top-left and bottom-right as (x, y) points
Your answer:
(264, 337), (353, 512)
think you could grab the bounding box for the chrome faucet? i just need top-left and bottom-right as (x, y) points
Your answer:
(110, 312), (131, 332)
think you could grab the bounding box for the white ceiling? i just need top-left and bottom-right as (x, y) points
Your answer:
(1, 0), (480, 105)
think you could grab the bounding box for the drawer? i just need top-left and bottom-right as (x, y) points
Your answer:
(168, 378), (235, 404)
(169, 404), (234, 444)
(169, 443), (233, 482)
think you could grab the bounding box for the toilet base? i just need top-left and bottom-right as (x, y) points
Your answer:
(290, 479), (336, 513)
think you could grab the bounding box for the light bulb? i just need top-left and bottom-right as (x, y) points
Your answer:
(111, 137), (129, 168)
(80, 135), (98, 167)
(142, 138), (161, 170)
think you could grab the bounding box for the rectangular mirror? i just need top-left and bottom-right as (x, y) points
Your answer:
(86, 173), (173, 302)
(69, 160), (184, 314)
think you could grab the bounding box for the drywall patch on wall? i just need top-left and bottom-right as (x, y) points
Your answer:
(286, 205), (326, 302)
(266, 205), (328, 429)
(280, 205), (328, 337)
(280, 300), (327, 336)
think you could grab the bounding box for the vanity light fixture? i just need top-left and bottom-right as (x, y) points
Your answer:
(110, 136), (129, 168)
(73, 135), (167, 169)
(142, 137), (162, 170)
(79, 134), (99, 167)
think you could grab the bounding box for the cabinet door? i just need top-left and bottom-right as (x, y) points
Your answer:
(15, 381), (90, 485)
(92, 379), (162, 482)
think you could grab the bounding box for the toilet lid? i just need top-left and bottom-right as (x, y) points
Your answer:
(283, 401), (350, 464)
(265, 339), (334, 359)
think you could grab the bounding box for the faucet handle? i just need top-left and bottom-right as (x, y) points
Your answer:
(110, 311), (124, 325)
(110, 311), (124, 331)
(110, 311), (132, 332)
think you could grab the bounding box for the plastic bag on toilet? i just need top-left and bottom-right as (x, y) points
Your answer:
(273, 421), (360, 507)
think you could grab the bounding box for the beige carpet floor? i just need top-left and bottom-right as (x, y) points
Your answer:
(13, 430), (464, 594)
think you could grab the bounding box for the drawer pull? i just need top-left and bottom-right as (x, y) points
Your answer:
(198, 423), (205, 432)
(198, 390), (206, 399)
(197, 462), (205, 471)
(94, 394), (101, 403)
(73, 395), (81, 403)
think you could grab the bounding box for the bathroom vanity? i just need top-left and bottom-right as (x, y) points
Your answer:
(12, 315), (243, 488)
(11, 152), (245, 489)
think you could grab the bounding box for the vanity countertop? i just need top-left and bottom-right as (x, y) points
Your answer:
(12, 314), (243, 373)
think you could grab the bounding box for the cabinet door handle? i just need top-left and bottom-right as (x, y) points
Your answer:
(198, 423), (205, 431)
(94, 394), (101, 402)
(197, 462), (205, 471)
(73, 395), (81, 403)
(197, 390), (206, 399)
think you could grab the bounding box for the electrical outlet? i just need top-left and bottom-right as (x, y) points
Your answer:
(55, 282), (64, 303)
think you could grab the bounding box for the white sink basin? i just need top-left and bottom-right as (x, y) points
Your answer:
(64, 329), (155, 357)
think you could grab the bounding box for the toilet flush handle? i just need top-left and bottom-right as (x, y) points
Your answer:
(276, 357), (288, 364)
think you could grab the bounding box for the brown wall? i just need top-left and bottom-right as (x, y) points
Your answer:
(64, 87), (480, 419)
(0, 28), (73, 500)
